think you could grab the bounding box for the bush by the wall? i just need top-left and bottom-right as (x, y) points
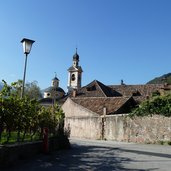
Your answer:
(130, 94), (171, 117)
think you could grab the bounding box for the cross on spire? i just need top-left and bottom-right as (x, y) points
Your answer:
(55, 72), (57, 78)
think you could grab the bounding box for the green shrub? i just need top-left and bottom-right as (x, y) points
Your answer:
(167, 141), (171, 145)
(130, 94), (171, 117)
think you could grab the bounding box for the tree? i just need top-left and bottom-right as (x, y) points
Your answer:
(52, 104), (65, 135)
(0, 80), (66, 144)
(11, 80), (42, 99)
(0, 80), (12, 141)
(0, 80), (11, 97)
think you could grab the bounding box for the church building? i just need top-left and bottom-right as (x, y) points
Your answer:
(40, 49), (170, 113)
(39, 74), (66, 106)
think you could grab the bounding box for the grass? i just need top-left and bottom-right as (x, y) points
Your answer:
(0, 131), (41, 145)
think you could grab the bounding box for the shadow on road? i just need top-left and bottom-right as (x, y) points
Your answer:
(55, 143), (145, 171)
(119, 148), (171, 159)
(3, 142), (158, 171)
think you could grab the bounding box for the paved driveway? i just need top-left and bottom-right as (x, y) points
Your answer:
(3, 138), (171, 171)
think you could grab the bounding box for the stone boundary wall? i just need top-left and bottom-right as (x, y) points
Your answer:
(0, 141), (42, 167)
(65, 115), (171, 143)
(65, 116), (102, 139)
(105, 115), (171, 143)
(0, 135), (70, 168)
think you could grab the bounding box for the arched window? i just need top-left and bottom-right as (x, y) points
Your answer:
(72, 74), (75, 81)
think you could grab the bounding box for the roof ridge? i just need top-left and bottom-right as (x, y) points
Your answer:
(114, 96), (134, 114)
(72, 96), (130, 99)
(109, 84), (164, 87)
(95, 80), (108, 97)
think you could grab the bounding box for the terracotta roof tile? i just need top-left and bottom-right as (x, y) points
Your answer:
(76, 80), (122, 97)
(69, 80), (168, 104)
(71, 97), (136, 115)
(109, 84), (163, 97)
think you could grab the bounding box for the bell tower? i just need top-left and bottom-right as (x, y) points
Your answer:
(67, 49), (83, 92)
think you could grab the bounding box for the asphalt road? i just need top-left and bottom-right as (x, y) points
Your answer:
(3, 138), (171, 171)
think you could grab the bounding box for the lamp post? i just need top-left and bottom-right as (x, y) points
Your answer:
(21, 38), (35, 98)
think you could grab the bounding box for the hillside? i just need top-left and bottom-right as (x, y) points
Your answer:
(147, 73), (171, 84)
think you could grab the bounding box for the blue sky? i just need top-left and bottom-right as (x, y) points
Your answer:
(0, 0), (171, 91)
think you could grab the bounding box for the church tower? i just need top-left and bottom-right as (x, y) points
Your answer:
(52, 74), (59, 88)
(67, 49), (83, 92)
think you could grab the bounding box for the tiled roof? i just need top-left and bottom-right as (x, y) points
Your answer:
(71, 80), (168, 104)
(111, 84), (160, 96)
(75, 80), (122, 97)
(109, 84), (164, 97)
(63, 80), (171, 115)
(71, 97), (136, 115)
(96, 80), (122, 97)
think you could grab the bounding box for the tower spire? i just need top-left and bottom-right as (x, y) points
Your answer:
(55, 72), (57, 78)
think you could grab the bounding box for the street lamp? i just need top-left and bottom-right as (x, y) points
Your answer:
(21, 38), (35, 98)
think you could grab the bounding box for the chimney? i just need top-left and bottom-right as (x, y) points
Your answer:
(72, 89), (77, 97)
(103, 107), (107, 116)
(121, 79), (124, 85)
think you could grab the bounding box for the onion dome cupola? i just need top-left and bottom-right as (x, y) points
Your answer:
(73, 48), (79, 67)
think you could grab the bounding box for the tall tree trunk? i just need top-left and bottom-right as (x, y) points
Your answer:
(17, 129), (21, 142)
(0, 124), (3, 141)
(0, 119), (4, 142)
